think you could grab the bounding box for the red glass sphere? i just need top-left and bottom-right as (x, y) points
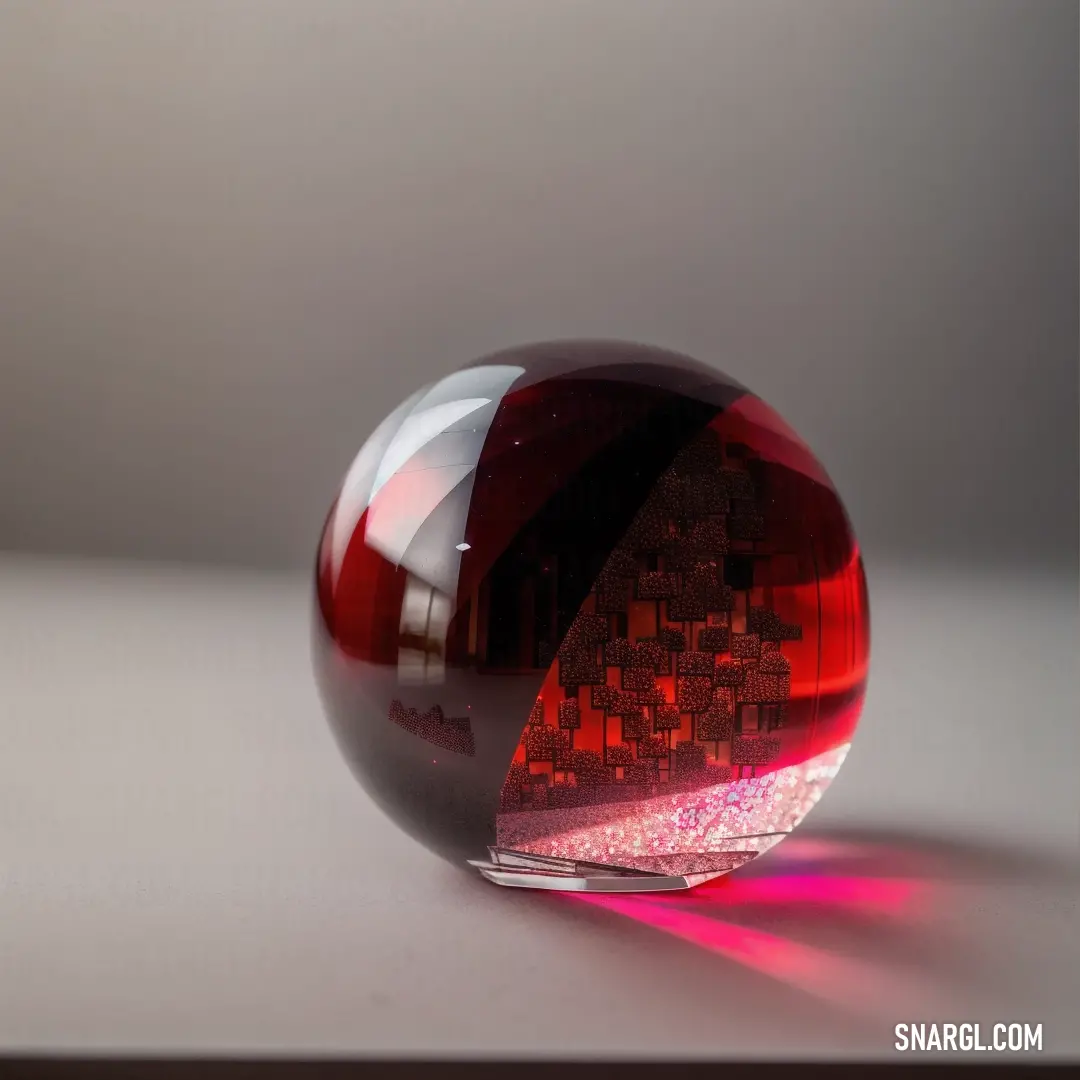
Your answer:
(313, 341), (870, 892)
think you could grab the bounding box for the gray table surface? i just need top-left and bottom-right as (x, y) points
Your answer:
(1, 553), (1077, 1060)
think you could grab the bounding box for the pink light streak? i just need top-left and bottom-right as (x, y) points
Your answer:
(572, 874), (940, 1021)
(683, 873), (926, 919)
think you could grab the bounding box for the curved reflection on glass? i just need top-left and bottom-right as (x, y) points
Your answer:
(313, 341), (870, 892)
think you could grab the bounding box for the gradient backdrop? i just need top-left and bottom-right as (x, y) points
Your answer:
(0, 0), (1077, 1063)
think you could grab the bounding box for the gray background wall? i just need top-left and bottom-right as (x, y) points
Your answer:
(1, 0), (1077, 574)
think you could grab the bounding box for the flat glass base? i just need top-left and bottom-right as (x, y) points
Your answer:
(469, 847), (736, 892)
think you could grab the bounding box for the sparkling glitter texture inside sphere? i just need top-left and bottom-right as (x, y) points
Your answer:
(314, 342), (869, 892)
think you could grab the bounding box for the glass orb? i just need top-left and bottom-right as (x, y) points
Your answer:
(313, 341), (870, 892)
